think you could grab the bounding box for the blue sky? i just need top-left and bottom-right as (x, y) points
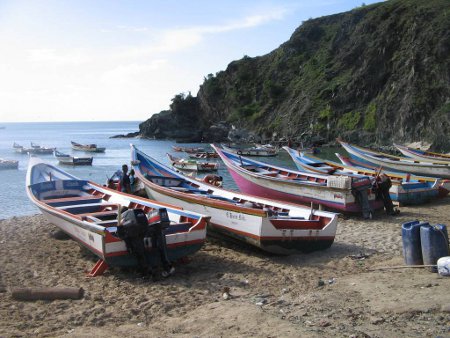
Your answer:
(0, 0), (382, 122)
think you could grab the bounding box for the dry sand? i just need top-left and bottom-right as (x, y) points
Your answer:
(1, 198), (450, 337)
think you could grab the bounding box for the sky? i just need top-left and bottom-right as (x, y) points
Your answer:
(0, 0), (382, 123)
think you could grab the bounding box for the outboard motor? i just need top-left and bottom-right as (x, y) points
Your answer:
(117, 208), (174, 278)
(146, 208), (174, 277)
(118, 208), (151, 275)
(351, 177), (373, 219)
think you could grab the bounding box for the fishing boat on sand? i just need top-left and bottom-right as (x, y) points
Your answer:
(394, 143), (450, 163)
(221, 144), (278, 157)
(212, 145), (382, 217)
(0, 158), (19, 170)
(334, 153), (450, 198)
(71, 141), (105, 153)
(26, 157), (209, 276)
(131, 145), (338, 254)
(283, 146), (442, 205)
(338, 140), (450, 178)
(54, 150), (93, 166)
(167, 153), (219, 172)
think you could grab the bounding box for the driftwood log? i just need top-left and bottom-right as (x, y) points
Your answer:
(11, 287), (84, 301)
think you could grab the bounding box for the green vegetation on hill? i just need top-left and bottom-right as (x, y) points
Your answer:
(140, 0), (450, 150)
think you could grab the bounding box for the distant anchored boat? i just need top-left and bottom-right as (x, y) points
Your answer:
(54, 150), (93, 166)
(221, 144), (278, 157)
(167, 153), (219, 172)
(71, 141), (105, 153)
(0, 158), (18, 170)
(13, 142), (55, 154)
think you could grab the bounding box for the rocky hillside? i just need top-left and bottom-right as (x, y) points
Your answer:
(139, 0), (450, 150)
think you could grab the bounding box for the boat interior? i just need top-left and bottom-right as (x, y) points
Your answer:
(30, 179), (193, 234)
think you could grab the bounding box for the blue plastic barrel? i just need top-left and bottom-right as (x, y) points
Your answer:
(401, 220), (423, 265)
(420, 223), (449, 272)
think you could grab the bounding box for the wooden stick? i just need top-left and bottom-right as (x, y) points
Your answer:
(370, 264), (436, 271)
(11, 287), (84, 301)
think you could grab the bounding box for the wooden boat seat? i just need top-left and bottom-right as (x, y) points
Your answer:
(78, 210), (118, 219)
(164, 222), (192, 234)
(169, 186), (190, 192)
(45, 195), (103, 207)
(57, 202), (119, 215)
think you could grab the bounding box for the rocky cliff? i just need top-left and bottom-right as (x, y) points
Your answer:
(139, 0), (450, 150)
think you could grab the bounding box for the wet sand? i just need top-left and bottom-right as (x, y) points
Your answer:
(1, 198), (450, 337)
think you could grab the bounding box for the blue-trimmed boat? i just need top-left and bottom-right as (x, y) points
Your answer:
(283, 146), (440, 205)
(335, 152), (450, 198)
(26, 157), (209, 276)
(394, 143), (450, 163)
(338, 140), (450, 178)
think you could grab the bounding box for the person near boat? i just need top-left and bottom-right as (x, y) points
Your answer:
(120, 164), (131, 194)
(373, 173), (399, 216)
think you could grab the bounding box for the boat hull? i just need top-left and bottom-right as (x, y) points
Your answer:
(340, 141), (450, 178)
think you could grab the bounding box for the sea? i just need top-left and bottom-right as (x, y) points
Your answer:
(2, 121), (341, 220)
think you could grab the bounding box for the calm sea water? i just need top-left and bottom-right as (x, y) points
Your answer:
(0, 121), (341, 220)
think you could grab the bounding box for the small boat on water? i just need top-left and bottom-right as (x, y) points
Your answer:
(394, 143), (450, 163)
(54, 150), (93, 166)
(167, 153), (219, 172)
(13, 142), (55, 154)
(212, 145), (382, 216)
(0, 158), (19, 170)
(338, 140), (450, 178)
(221, 144), (278, 157)
(71, 141), (105, 153)
(131, 145), (338, 254)
(172, 145), (205, 153)
(26, 157), (209, 276)
(283, 146), (442, 205)
(187, 151), (219, 159)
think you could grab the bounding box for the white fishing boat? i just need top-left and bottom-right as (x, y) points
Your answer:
(132, 145), (339, 254)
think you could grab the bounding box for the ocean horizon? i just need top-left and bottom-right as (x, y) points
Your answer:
(0, 121), (292, 220)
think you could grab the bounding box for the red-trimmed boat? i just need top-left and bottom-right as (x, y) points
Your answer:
(131, 145), (338, 254)
(26, 157), (209, 276)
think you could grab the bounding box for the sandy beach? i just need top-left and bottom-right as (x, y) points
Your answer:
(1, 198), (450, 337)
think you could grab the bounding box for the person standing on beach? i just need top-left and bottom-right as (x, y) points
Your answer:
(120, 164), (131, 194)
(129, 169), (136, 193)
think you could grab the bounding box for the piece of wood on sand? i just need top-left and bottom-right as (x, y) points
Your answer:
(11, 287), (84, 301)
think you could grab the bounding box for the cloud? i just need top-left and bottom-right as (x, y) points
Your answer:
(28, 48), (90, 66)
(101, 59), (168, 84)
(119, 7), (289, 58)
